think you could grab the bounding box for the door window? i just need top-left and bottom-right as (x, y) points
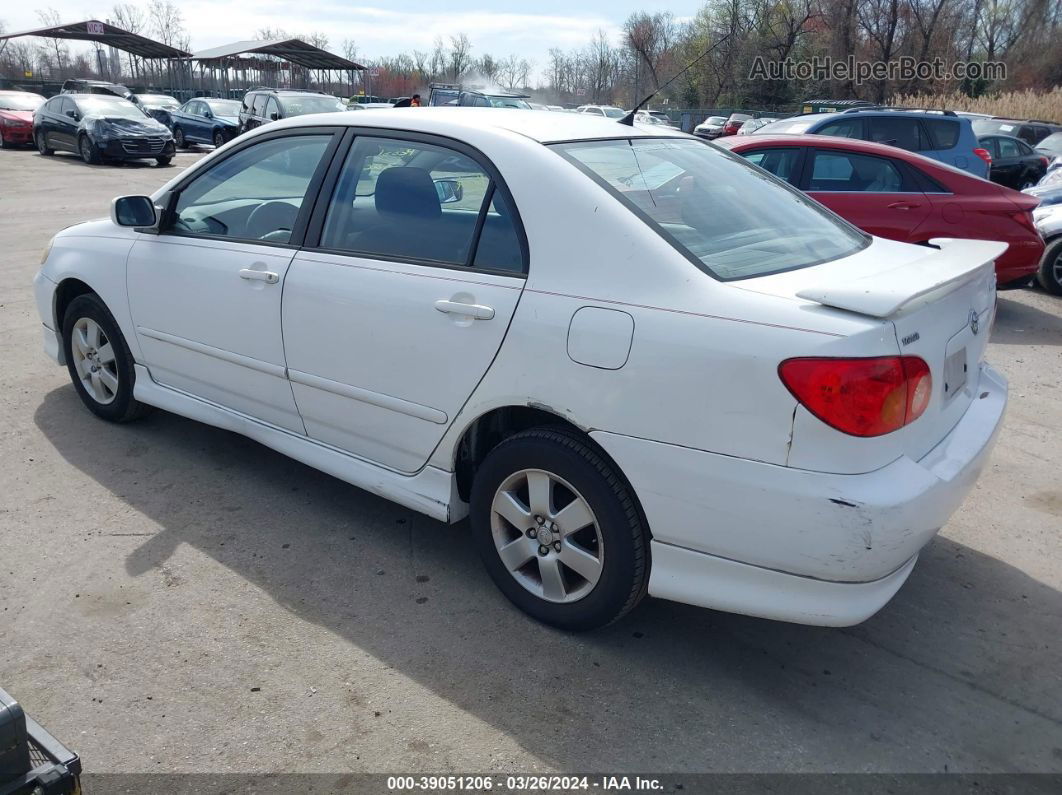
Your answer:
(868, 117), (925, 151)
(817, 118), (863, 139)
(472, 190), (524, 272)
(738, 147), (802, 183)
(997, 137), (1022, 158)
(251, 94), (267, 116)
(172, 134), (332, 243)
(808, 151), (907, 192)
(319, 136), (520, 269)
(265, 97), (280, 120)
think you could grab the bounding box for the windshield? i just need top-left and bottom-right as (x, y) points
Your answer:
(487, 96), (531, 109)
(76, 96), (149, 119)
(281, 95), (346, 115)
(0, 92), (45, 111)
(599, 107), (625, 119)
(553, 137), (868, 280)
(756, 117), (815, 134)
(205, 99), (242, 116)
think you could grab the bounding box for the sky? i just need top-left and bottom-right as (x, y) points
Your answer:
(4, 0), (701, 63)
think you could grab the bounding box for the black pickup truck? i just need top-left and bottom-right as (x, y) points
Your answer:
(0, 689), (80, 795)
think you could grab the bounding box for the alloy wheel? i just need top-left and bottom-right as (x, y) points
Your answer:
(490, 468), (604, 604)
(71, 317), (118, 405)
(174, 127), (185, 147)
(214, 131), (225, 148)
(1052, 248), (1062, 289)
(80, 137), (93, 163)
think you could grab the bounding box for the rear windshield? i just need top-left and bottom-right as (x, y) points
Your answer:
(553, 137), (868, 280)
(972, 119), (1022, 137)
(0, 92), (44, 110)
(756, 117), (816, 134)
(205, 99), (242, 116)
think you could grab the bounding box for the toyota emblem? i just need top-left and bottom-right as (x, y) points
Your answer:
(969, 309), (979, 336)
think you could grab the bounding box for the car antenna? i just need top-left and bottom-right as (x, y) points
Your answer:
(618, 34), (732, 127)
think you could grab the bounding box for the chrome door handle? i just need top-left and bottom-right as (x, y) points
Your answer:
(434, 299), (495, 320)
(239, 268), (279, 284)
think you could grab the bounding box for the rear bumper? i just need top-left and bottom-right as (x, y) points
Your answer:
(591, 363), (1007, 625)
(996, 237), (1045, 283)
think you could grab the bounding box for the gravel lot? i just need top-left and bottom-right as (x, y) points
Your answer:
(1, 144), (1061, 777)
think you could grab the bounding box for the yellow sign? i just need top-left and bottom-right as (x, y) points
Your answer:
(24, 70), (33, 78)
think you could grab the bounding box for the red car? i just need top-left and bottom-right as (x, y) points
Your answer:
(0, 90), (46, 148)
(719, 134), (1044, 285)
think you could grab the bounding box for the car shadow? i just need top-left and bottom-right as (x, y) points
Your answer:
(991, 294), (1062, 346)
(44, 151), (170, 169)
(33, 387), (1062, 772)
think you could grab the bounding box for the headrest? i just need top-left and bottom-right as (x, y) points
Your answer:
(376, 167), (440, 220)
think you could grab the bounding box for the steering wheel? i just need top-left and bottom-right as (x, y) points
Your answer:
(245, 201), (297, 241)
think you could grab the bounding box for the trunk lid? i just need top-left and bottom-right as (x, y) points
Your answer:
(740, 236), (1004, 462)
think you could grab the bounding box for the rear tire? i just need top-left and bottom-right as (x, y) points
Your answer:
(79, 134), (100, 165)
(61, 294), (150, 423)
(1037, 237), (1062, 296)
(470, 428), (648, 631)
(36, 130), (54, 156)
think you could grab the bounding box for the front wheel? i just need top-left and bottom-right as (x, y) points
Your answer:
(62, 294), (150, 422)
(213, 129), (226, 148)
(79, 135), (101, 165)
(0, 129), (10, 149)
(1038, 237), (1062, 296)
(156, 155), (172, 166)
(173, 126), (188, 148)
(470, 428), (648, 631)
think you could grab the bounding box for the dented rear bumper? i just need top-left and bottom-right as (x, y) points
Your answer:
(590, 363), (1007, 625)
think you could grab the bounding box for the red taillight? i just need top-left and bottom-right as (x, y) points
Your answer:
(1040, 155), (1050, 169)
(778, 356), (932, 437)
(1012, 210), (1036, 232)
(974, 147), (992, 166)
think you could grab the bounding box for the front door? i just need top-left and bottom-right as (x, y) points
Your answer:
(127, 130), (339, 432)
(283, 133), (528, 472)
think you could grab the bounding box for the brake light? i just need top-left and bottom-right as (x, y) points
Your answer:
(778, 356), (932, 437)
(1040, 155), (1050, 169)
(974, 147), (992, 166)
(1012, 211), (1037, 232)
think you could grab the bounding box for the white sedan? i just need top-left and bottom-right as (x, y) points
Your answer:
(33, 108), (1007, 630)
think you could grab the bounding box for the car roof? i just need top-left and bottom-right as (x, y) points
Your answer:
(802, 109), (965, 123)
(267, 106), (689, 144)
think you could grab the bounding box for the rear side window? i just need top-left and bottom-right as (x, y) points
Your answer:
(739, 147), (802, 184)
(808, 151), (907, 192)
(998, 137), (1023, 158)
(319, 136), (524, 272)
(923, 119), (960, 149)
(817, 118), (863, 138)
(868, 117), (925, 151)
(554, 138), (867, 280)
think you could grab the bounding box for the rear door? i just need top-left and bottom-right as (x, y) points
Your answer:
(283, 131), (528, 472)
(802, 148), (931, 241)
(991, 137), (1025, 188)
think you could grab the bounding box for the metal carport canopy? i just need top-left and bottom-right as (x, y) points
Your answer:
(0, 19), (190, 59)
(190, 39), (365, 71)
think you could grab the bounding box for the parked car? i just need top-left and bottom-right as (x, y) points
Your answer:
(757, 109), (991, 178)
(645, 110), (675, 126)
(575, 105), (626, 119)
(737, 117), (777, 135)
(720, 112), (753, 136)
(633, 110), (668, 126)
(33, 108), (1007, 630)
(1033, 197), (1062, 294)
(166, 98), (243, 148)
(134, 93), (181, 123)
(972, 118), (1061, 147)
(239, 88), (346, 133)
(719, 133), (1043, 286)
(1034, 131), (1062, 161)
(33, 93), (175, 166)
(978, 134), (1049, 189)
(0, 89), (46, 148)
(428, 84), (532, 109)
(693, 115), (727, 139)
(60, 78), (133, 100)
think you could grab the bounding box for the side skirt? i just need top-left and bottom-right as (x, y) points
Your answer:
(132, 364), (461, 523)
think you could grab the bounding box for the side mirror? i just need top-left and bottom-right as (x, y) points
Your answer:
(434, 179), (463, 204)
(65, 109), (77, 119)
(203, 109), (213, 119)
(111, 195), (158, 229)
(269, 111), (279, 121)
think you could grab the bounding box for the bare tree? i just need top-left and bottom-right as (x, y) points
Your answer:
(448, 33), (473, 81)
(111, 3), (147, 79)
(35, 8), (69, 78)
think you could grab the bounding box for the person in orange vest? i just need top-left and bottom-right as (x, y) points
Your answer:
(410, 94), (421, 107)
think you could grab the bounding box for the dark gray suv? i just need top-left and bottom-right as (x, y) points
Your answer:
(238, 88), (347, 133)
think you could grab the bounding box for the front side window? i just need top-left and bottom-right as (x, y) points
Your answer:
(265, 97), (280, 119)
(554, 138), (867, 280)
(808, 151), (906, 192)
(739, 147), (802, 184)
(319, 136), (523, 270)
(172, 134), (331, 243)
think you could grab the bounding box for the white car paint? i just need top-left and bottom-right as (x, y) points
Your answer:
(34, 108), (1008, 626)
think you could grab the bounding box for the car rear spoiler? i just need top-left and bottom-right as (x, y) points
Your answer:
(795, 238), (1007, 318)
